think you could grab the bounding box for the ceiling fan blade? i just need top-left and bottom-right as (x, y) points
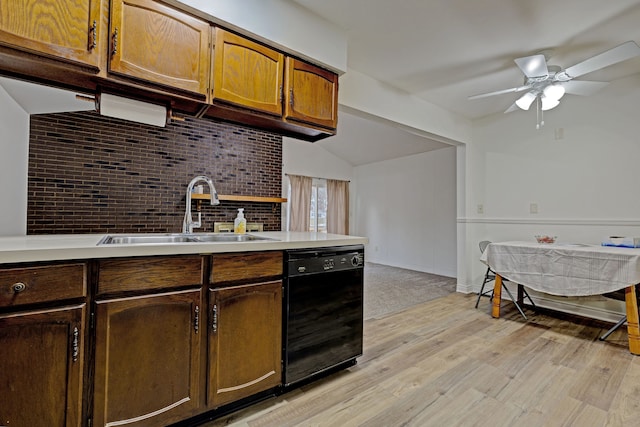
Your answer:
(564, 41), (640, 79)
(514, 54), (548, 78)
(504, 102), (520, 113)
(560, 80), (609, 96)
(468, 85), (530, 100)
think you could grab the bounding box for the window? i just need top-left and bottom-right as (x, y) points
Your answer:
(310, 178), (327, 233)
(287, 177), (327, 233)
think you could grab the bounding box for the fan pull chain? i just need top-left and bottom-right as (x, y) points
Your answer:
(535, 96), (545, 129)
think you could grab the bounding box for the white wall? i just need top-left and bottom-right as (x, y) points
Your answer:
(0, 86), (29, 236)
(354, 147), (457, 277)
(459, 77), (640, 319)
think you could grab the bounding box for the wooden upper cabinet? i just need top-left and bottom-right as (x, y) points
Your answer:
(0, 0), (102, 69)
(108, 0), (210, 96)
(212, 28), (284, 116)
(284, 57), (338, 129)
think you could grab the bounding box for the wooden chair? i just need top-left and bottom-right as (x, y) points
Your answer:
(475, 240), (535, 319)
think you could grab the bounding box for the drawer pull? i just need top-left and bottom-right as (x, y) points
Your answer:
(11, 282), (26, 293)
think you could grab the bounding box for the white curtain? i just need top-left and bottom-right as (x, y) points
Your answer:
(327, 179), (349, 235)
(288, 174), (312, 232)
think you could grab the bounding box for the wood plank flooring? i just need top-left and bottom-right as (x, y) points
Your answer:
(202, 293), (640, 427)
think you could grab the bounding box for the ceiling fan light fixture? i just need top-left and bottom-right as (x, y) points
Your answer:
(543, 83), (566, 101)
(515, 92), (536, 110)
(541, 95), (560, 111)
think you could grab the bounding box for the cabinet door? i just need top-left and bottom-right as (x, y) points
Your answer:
(93, 289), (202, 427)
(0, 304), (86, 427)
(209, 281), (282, 408)
(284, 57), (338, 129)
(109, 0), (210, 95)
(212, 28), (284, 116)
(0, 0), (102, 68)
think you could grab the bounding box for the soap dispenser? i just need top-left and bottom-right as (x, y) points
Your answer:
(234, 208), (247, 234)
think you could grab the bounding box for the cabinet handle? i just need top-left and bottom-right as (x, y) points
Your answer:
(11, 282), (26, 293)
(88, 20), (97, 51)
(279, 86), (283, 103)
(72, 327), (79, 362)
(289, 88), (294, 107)
(212, 304), (218, 333)
(111, 27), (119, 57)
(194, 305), (199, 334)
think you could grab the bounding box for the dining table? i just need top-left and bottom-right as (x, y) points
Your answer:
(480, 241), (640, 355)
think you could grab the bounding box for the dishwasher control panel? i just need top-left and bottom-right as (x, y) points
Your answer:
(286, 246), (364, 276)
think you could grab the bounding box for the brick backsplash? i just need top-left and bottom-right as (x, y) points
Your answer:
(27, 111), (283, 234)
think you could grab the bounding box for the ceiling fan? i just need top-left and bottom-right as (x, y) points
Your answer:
(469, 41), (640, 128)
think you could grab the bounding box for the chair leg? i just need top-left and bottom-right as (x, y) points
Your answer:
(475, 270), (489, 308)
(501, 283), (528, 320)
(600, 316), (628, 341)
(474, 282), (487, 309)
(521, 286), (537, 310)
(475, 268), (494, 309)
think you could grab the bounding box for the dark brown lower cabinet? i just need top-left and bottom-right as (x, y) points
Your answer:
(0, 252), (287, 426)
(209, 280), (282, 408)
(93, 289), (202, 427)
(0, 304), (86, 427)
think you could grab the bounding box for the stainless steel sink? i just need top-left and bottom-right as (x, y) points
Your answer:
(192, 233), (274, 242)
(98, 233), (275, 245)
(98, 234), (199, 245)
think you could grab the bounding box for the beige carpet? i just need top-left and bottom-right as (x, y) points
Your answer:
(364, 262), (457, 320)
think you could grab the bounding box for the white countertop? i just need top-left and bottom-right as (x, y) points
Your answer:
(0, 232), (369, 264)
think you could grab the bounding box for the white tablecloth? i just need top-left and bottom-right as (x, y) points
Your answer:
(480, 241), (640, 296)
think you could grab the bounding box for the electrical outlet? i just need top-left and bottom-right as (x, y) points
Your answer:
(530, 203), (538, 214)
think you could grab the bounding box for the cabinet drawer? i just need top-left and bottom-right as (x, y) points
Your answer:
(0, 263), (87, 308)
(98, 255), (203, 295)
(211, 251), (283, 285)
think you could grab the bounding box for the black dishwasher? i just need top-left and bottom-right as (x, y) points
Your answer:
(283, 245), (364, 387)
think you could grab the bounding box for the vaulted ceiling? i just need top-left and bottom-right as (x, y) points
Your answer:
(294, 0), (640, 164)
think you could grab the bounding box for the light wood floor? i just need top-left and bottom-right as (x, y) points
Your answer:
(203, 293), (640, 427)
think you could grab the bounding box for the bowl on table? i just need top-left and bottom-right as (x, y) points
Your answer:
(535, 235), (556, 244)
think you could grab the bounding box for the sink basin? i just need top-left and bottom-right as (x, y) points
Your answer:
(192, 233), (274, 242)
(98, 233), (275, 245)
(98, 234), (199, 245)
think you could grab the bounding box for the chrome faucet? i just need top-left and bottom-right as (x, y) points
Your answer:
(183, 175), (219, 233)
